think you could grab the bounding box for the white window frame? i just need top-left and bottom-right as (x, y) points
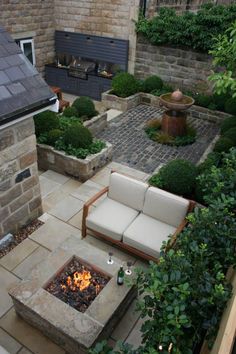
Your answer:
(18, 38), (36, 66)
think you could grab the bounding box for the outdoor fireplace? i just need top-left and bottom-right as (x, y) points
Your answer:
(45, 257), (110, 313)
(9, 238), (136, 354)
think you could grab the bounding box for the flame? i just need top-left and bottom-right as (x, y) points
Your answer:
(60, 269), (99, 293)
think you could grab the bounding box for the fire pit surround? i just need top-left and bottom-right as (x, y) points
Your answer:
(45, 257), (110, 313)
(9, 237), (136, 354)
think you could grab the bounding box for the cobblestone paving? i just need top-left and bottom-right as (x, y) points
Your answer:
(97, 105), (220, 173)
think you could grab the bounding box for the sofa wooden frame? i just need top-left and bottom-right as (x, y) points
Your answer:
(82, 173), (196, 261)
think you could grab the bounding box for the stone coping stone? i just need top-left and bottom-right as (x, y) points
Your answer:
(9, 237), (136, 354)
(37, 142), (113, 182)
(102, 90), (230, 124)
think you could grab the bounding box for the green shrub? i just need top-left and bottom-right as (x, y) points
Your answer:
(143, 75), (163, 93)
(213, 93), (230, 111)
(194, 94), (212, 108)
(72, 97), (96, 119)
(64, 124), (93, 149)
(33, 111), (59, 137)
(112, 72), (139, 98)
(47, 129), (63, 145)
(197, 152), (221, 175)
(63, 106), (78, 118)
(220, 116), (236, 134)
(223, 127), (236, 145)
(213, 137), (234, 153)
(149, 159), (197, 197)
(224, 98), (236, 115)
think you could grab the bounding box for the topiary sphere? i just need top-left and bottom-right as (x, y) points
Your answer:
(224, 98), (236, 115)
(47, 129), (63, 145)
(220, 116), (236, 134)
(222, 127), (236, 145)
(213, 137), (234, 153)
(143, 75), (163, 93)
(213, 93), (230, 112)
(64, 124), (93, 149)
(33, 111), (59, 137)
(72, 97), (96, 119)
(149, 159), (197, 197)
(112, 72), (139, 98)
(63, 106), (79, 118)
(194, 94), (212, 108)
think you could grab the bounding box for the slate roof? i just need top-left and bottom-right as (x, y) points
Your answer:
(0, 26), (56, 126)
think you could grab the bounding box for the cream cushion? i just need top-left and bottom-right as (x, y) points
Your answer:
(143, 187), (189, 228)
(86, 197), (139, 241)
(123, 213), (176, 258)
(108, 172), (148, 211)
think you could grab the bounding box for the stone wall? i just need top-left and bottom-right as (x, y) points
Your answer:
(54, 0), (140, 73)
(0, 0), (55, 73)
(135, 36), (212, 93)
(0, 118), (42, 239)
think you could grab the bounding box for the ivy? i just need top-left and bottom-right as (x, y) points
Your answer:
(136, 4), (236, 52)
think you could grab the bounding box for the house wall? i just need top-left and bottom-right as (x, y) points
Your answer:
(135, 36), (213, 93)
(0, 117), (42, 239)
(0, 0), (55, 73)
(54, 0), (140, 73)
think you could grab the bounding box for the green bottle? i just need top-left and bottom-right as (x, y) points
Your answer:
(117, 266), (124, 285)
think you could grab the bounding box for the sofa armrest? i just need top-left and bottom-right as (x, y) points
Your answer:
(82, 186), (109, 238)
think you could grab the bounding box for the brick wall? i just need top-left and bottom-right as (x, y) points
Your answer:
(0, 118), (42, 239)
(54, 0), (140, 73)
(0, 0), (55, 73)
(135, 36), (213, 93)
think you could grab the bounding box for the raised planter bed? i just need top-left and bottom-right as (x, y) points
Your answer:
(37, 142), (113, 182)
(102, 91), (231, 124)
(84, 112), (107, 135)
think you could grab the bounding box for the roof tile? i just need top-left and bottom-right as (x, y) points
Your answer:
(0, 71), (10, 85)
(7, 82), (26, 95)
(0, 86), (12, 100)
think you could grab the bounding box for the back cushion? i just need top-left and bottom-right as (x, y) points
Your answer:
(143, 187), (189, 227)
(108, 172), (148, 211)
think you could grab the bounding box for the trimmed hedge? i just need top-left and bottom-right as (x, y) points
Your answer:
(64, 124), (93, 149)
(112, 72), (139, 98)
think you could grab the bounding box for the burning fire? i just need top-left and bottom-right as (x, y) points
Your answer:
(61, 269), (100, 294)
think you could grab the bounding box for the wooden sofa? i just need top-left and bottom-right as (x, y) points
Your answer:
(82, 172), (195, 261)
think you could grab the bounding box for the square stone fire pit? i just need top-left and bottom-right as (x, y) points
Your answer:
(9, 237), (137, 354)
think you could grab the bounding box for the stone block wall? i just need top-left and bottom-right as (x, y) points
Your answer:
(135, 36), (213, 93)
(54, 0), (140, 73)
(0, 0), (55, 73)
(0, 117), (42, 239)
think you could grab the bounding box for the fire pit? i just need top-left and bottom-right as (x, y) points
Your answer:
(9, 237), (136, 354)
(45, 257), (110, 313)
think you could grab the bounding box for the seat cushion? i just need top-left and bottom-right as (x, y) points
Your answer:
(123, 213), (176, 259)
(143, 187), (189, 228)
(86, 197), (139, 241)
(108, 172), (148, 211)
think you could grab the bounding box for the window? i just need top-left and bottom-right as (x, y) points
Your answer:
(16, 38), (36, 66)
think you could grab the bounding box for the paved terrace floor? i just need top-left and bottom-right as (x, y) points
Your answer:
(0, 164), (150, 354)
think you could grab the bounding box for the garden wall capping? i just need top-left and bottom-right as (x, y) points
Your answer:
(84, 112), (107, 136)
(102, 90), (231, 124)
(37, 142), (113, 182)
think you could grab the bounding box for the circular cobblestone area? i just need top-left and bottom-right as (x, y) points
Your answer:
(97, 105), (219, 173)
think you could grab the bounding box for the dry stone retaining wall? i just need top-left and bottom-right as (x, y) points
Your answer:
(0, 118), (42, 239)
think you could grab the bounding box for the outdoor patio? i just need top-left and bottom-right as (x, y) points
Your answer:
(0, 163), (150, 354)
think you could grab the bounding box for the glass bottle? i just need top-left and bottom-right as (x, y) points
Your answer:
(117, 266), (124, 285)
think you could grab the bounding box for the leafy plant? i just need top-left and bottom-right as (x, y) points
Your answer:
(194, 94), (212, 108)
(64, 124), (93, 149)
(149, 159), (197, 197)
(155, 132), (174, 144)
(46, 129), (63, 146)
(54, 138), (106, 159)
(72, 96), (97, 119)
(145, 119), (162, 129)
(224, 97), (236, 115)
(63, 106), (79, 118)
(213, 137), (234, 153)
(145, 124), (196, 146)
(197, 152), (221, 175)
(220, 116), (236, 134)
(136, 5), (236, 52)
(59, 115), (81, 131)
(142, 75), (163, 93)
(223, 127), (236, 144)
(33, 110), (59, 137)
(112, 72), (140, 98)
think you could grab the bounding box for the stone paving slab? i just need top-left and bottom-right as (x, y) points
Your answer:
(13, 246), (50, 280)
(0, 239), (39, 272)
(39, 176), (61, 199)
(18, 348), (33, 354)
(97, 105), (219, 173)
(48, 195), (84, 222)
(70, 180), (103, 202)
(0, 266), (19, 318)
(29, 216), (81, 251)
(68, 207), (96, 230)
(0, 327), (22, 354)
(0, 309), (65, 354)
(40, 170), (70, 185)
